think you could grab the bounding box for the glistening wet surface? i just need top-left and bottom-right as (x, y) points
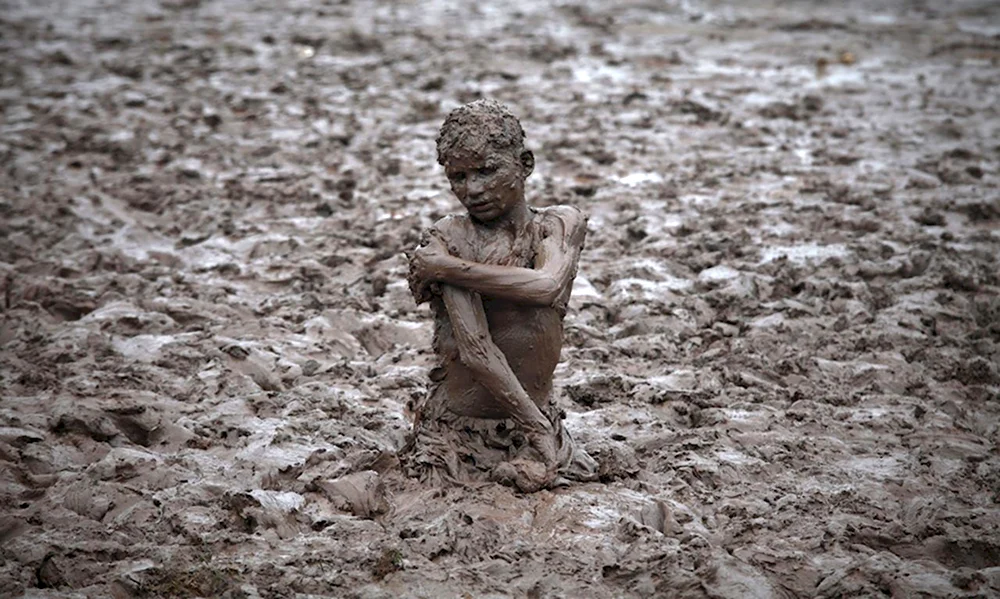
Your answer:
(1, 0), (998, 597)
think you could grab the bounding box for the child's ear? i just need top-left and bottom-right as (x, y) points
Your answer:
(520, 150), (535, 178)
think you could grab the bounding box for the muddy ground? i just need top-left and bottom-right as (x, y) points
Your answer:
(1, 0), (999, 597)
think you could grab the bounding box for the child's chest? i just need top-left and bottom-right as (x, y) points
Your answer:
(463, 218), (544, 268)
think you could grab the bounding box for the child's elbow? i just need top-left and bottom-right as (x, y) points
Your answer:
(533, 278), (564, 306)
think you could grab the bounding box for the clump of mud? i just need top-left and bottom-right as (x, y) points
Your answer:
(1, 0), (998, 597)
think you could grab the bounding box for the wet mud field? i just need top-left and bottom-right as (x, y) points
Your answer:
(2, 0), (1000, 597)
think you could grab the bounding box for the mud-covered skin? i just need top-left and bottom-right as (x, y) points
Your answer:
(404, 208), (600, 490)
(405, 101), (595, 486)
(418, 208), (583, 420)
(442, 140), (534, 225)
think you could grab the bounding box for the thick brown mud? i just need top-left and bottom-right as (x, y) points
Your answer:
(1, 0), (998, 597)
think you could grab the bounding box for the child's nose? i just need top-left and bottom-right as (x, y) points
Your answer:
(467, 176), (487, 198)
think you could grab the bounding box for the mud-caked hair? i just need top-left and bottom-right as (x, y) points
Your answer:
(436, 98), (526, 166)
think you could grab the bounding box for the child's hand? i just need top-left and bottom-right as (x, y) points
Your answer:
(408, 240), (454, 303)
(409, 241), (448, 284)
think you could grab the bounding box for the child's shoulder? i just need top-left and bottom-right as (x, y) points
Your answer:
(426, 213), (476, 245)
(429, 213), (473, 237)
(535, 204), (587, 234)
(423, 214), (478, 258)
(537, 204), (586, 221)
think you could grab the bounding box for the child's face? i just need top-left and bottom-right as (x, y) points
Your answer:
(443, 145), (527, 223)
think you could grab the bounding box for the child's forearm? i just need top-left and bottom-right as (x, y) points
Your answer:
(435, 248), (574, 306)
(442, 286), (553, 437)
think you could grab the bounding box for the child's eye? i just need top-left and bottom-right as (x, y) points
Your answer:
(478, 166), (496, 176)
(449, 172), (466, 182)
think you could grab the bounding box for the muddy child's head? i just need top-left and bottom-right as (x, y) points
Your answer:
(436, 99), (535, 223)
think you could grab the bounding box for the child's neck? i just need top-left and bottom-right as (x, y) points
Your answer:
(475, 200), (532, 236)
(497, 201), (531, 234)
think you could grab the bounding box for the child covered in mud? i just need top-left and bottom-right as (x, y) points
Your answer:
(402, 99), (598, 492)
